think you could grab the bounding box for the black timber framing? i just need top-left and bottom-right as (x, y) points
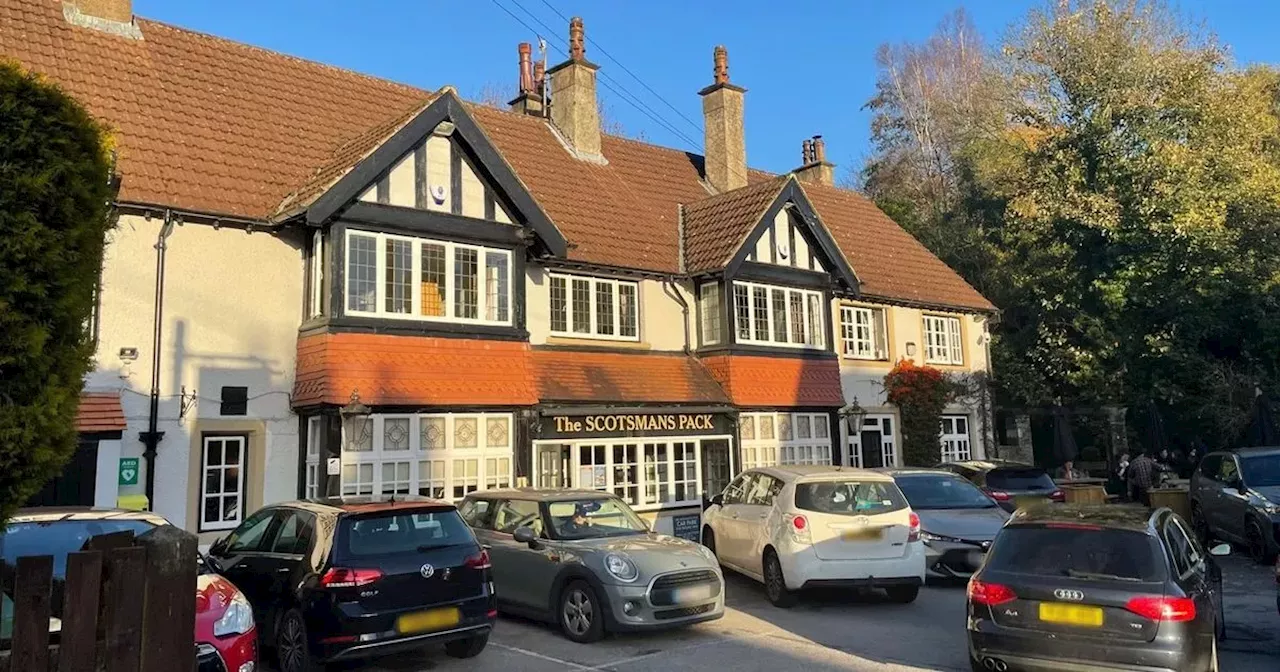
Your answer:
(340, 202), (524, 247)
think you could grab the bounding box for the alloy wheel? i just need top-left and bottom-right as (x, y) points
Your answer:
(562, 588), (593, 636)
(278, 614), (306, 672)
(1247, 523), (1267, 563)
(765, 557), (784, 601)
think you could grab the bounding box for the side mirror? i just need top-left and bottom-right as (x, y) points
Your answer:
(1209, 543), (1231, 557)
(513, 526), (538, 546)
(710, 494), (724, 507)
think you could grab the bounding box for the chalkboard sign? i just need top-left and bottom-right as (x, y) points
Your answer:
(671, 513), (702, 543)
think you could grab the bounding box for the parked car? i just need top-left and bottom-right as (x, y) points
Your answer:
(459, 489), (723, 643)
(967, 504), (1228, 672)
(1189, 447), (1280, 564)
(703, 465), (925, 607)
(938, 460), (1064, 512)
(0, 508), (257, 672)
(882, 469), (1009, 579)
(206, 497), (495, 672)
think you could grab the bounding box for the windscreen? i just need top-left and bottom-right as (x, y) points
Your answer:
(338, 509), (474, 558)
(985, 468), (1056, 491)
(984, 526), (1164, 582)
(547, 498), (647, 540)
(895, 474), (999, 510)
(1241, 454), (1280, 488)
(794, 480), (908, 516)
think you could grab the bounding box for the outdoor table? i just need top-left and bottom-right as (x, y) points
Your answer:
(1149, 486), (1193, 521)
(1060, 482), (1108, 505)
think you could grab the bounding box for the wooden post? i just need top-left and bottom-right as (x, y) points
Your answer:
(103, 546), (146, 672)
(9, 555), (54, 672)
(58, 551), (103, 672)
(137, 526), (196, 672)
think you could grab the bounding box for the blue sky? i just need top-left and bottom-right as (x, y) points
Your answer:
(135, 0), (1279, 182)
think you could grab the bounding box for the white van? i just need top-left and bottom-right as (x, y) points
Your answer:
(702, 465), (926, 607)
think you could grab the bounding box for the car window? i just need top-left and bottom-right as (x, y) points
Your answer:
(0, 519), (157, 579)
(723, 473), (756, 505)
(270, 511), (314, 555)
(795, 480), (909, 516)
(894, 473), (999, 510)
(336, 509), (474, 559)
(1198, 455), (1223, 481)
(223, 509), (277, 554)
(984, 525), (1165, 581)
(1218, 457), (1240, 484)
(744, 475), (780, 506)
(547, 498), (648, 540)
(458, 498), (495, 530)
(492, 500), (543, 536)
(1240, 454), (1280, 488)
(1163, 516), (1201, 577)
(984, 468), (1055, 491)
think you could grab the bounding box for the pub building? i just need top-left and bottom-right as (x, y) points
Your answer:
(10, 3), (994, 537)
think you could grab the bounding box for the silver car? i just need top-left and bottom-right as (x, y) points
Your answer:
(458, 489), (724, 642)
(883, 469), (1009, 579)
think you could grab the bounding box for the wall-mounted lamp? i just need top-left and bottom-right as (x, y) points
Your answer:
(339, 388), (372, 448)
(905, 342), (918, 357)
(839, 397), (867, 436)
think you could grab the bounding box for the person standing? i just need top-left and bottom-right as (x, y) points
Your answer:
(1127, 450), (1163, 506)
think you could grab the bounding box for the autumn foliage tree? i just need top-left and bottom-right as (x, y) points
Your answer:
(0, 62), (115, 522)
(884, 361), (962, 466)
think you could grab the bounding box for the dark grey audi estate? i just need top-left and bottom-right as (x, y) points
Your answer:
(966, 504), (1228, 672)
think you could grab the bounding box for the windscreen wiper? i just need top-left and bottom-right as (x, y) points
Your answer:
(1064, 568), (1141, 582)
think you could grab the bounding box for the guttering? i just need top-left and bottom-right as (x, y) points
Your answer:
(115, 201), (279, 232)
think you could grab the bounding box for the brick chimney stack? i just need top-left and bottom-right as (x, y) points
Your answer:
(63, 0), (141, 37)
(547, 16), (603, 160)
(795, 134), (835, 187)
(699, 45), (747, 193)
(509, 42), (545, 116)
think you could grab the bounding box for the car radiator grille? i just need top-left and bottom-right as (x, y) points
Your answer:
(649, 569), (721, 607)
(197, 643), (226, 672)
(653, 603), (716, 621)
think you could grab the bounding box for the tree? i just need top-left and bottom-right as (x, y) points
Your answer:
(0, 62), (115, 522)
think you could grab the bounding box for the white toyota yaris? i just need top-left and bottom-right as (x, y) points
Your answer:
(702, 465), (927, 607)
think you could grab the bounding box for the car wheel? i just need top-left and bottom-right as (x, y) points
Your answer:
(276, 609), (321, 672)
(884, 584), (920, 604)
(762, 550), (797, 608)
(1246, 520), (1275, 565)
(444, 632), (490, 658)
(702, 527), (717, 557)
(559, 580), (605, 643)
(1191, 504), (1212, 543)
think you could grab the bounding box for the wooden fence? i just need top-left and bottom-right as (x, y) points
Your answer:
(0, 525), (197, 672)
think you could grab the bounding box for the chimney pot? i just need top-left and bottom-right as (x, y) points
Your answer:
(802, 139), (814, 165)
(794, 134), (834, 187)
(569, 16), (586, 61)
(713, 45), (729, 85)
(812, 135), (826, 163)
(534, 61), (546, 94)
(518, 43), (534, 94)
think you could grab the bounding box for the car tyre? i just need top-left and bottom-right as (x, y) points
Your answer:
(276, 609), (322, 672)
(702, 527), (717, 557)
(1246, 520), (1276, 565)
(884, 584), (920, 604)
(444, 632), (490, 658)
(762, 550), (797, 608)
(559, 580), (605, 643)
(1191, 503), (1212, 544)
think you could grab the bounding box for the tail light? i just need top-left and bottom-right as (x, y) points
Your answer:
(907, 511), (921, 542)
(464, 549), (492, 570)
(1126, 596), (1196, 622)
(967, 578), (1017, 606)
(320, 567), (383, 588)
(784, 514), (811, 544)
(1049, 490), (1065, 502)
(987, 490), (1011, 502)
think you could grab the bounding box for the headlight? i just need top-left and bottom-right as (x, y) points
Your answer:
(1262, 500), (1280, 515)
(604, 553), (639, 582)
(919, 531), (962, 544)
(213, 591), (255, 637)
(697, 544), (717, 562)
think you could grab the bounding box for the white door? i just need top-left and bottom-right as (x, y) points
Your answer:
(715, 472), (756, 569)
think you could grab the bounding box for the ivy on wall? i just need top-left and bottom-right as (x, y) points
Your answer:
(884, 360), (964, 466)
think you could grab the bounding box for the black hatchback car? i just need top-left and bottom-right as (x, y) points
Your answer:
(967, 504), (1229, 672)
(938, 461), (1064, 512)
(206, 497), (496, 672)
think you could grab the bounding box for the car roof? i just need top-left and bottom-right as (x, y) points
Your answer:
(286, 495), (457, 514)
(8, 507), (170, 526)
(1219, 446), (1280, 457)
(751, 465), (894, 482)
(878, 468), (958, 477)
(463, 488), (618, 502)
(1007, 504), (1157, 533)
(942, 459), (1033, 472)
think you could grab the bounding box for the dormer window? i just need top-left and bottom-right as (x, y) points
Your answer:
(345, 229), (512, 325)
(732, 281), (824, 348)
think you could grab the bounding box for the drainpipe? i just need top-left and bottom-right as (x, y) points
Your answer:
(139, 210), (176, 510)
(663, 275), (691, 354)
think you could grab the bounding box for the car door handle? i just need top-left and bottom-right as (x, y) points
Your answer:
(275, 567), (291, 573)
(758, 513), (769, 519)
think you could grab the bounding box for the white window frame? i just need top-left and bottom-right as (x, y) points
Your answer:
(699, 282), (722, 346)
(923, 314), (964, 365)
(339, 412), (514, 501)
(940, 415), (972, 462)
(731, 281), (825, 349)
(548, 272), (640, 341)
(530, 437), (725, 511)
(840, 305), (888, 360)
(200, 435), (247, 532)
(846, 414), (897, 468)
(305, 416), (322, 499)
(740, 412), (833, 469)
(343, 229), (513, 326)
(309, 231), (324, 318)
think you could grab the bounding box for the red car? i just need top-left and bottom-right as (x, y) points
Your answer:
(0, 508), (256, 671)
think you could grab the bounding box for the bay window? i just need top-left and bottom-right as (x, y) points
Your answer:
(923, 315), (964, 365)
(732, 281), (825, 348)
(549, 273), (640, 341)
(532, 438), (722, 509)
(344, 229), (512, 325)
(840, 305), (888, 360)
(740, 412), (832, 469)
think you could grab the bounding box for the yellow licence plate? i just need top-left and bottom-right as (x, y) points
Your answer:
(841, 527), (884, 541)
(396, 607), (461, 634)
(1038, 602), (1103, 627)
